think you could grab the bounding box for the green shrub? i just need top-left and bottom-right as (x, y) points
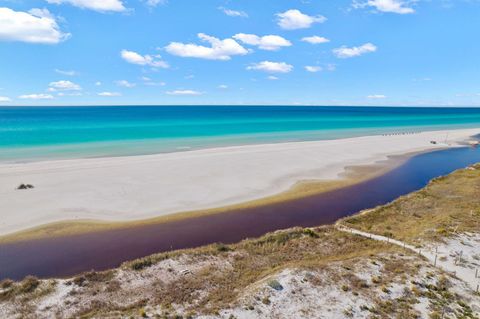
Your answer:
(0, 279), (13, 289)
(215, 243), (232, 252)
(130, 258), (154, 271)
(139, 308), (147, 318)
(19, 276), (40, 294)
(303, 228), (319, 238)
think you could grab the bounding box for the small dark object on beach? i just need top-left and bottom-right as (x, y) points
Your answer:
(17, 183), (34, 190)
(267, 279), (283, 291)
(430, 141), (437, 144)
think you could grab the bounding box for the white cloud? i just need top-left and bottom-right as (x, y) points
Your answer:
(165, 33), (248, 60)
(0, 96), (11, 102)
(144, 0), (166, 7)
(55, 69), (77, 76)
(276, 9), (326, 30)
(233, 34), (291, 51)
(98, 91), (121, 96)
(146, 82), (166, 86)
(301, 36), (330, 44)
(48, 80), (81, 92)
(121, 50), (169, 68)
(19, 93), (54, 100)
(333, 43), (377, 58)
(247, 61), (293, 73)
(218, 84), (228, 89)
(57, 92), (82, 96)
(142, 77), (166, 86)
(46, 0), (126, 12)
(166, 90), (203, 96)
(95, 81), (102, 86)
(267, 76), (279, 80)
(367, 94), (387, 99)
(219, 7), (248, 18)
(413, 77), (432, 82)
(326, 64), (336, 71)
(116, 80), (136, 88)
(0, 8), (69, 44)
(305, 66), (323, 72)
(354, 0), (415, 14)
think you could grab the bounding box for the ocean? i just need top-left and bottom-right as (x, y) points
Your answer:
(1, 105), (480, 162)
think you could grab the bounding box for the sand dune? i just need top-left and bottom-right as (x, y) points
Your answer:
(0, 128), (478, 236)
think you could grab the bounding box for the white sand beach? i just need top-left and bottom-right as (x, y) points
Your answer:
(0, 128), (478, 236)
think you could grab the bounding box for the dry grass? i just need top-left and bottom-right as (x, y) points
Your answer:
(121, 226), (398, 315)
(0, 226), (399, 318)
(340, 163), (480, 245)
(2, 160), (479, 318)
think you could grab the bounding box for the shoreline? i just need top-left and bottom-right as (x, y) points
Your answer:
(0, 152), (404, 244)
(0, 128), (478, 242)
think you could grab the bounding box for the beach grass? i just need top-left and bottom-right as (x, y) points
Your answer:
(340, 163), (480, 244)
(2, 162), (480, 318)
(72, 227), (401, 316)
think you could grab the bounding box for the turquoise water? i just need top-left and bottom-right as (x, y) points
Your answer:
(1, 106), (480, 162)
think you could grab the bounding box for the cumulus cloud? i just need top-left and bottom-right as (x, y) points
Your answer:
(0, 96), (11, 102)
(0, 8), (69, 44)
(46, 0), (126, 12)
(98, 91), (121, 96)
(116, 80), (136, 88)
(121, 50), (169, 68)
(353, 0), (415, 14)
(165, 33), (248, 60)
(233, 33), (291, 51)
(276, 9), (326, 30)
(301, 36), (330, 44)
(48, 80), (81, 92)
(166, 90), (203, 96)
(247, 61), (293, 73)
(218, 84), (228, 89)
(305, 66), (322, 72)
(19, 93), (54, 100)
(267, 76), (279, 80)
(219, 7), (248, 18)
(333, 43), (377, 58)
(367, 94), (387, 99)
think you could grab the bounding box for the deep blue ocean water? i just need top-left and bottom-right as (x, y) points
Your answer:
(1, 106), (480, 161)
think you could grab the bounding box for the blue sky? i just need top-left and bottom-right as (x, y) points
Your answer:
(0, 0), (479, 106)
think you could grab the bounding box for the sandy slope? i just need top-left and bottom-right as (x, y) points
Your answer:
(0, 128), (478, 236)
(337, 226), (480, 292)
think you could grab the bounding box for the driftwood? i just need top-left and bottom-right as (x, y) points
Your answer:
(17, 183), (34, 190)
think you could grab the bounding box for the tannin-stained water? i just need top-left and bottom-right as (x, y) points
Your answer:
(1, 146), (480, 280)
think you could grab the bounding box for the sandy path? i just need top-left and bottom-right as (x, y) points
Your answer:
(336, 225), (480, 291)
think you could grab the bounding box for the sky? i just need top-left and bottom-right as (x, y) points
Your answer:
(0, 0), (479, 106)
